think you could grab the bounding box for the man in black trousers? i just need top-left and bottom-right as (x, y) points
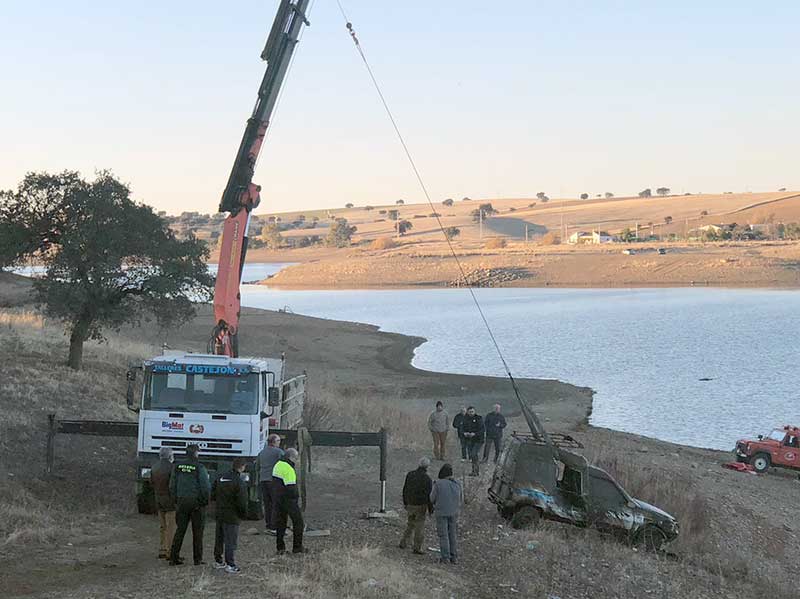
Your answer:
(169, 444), (211, 566)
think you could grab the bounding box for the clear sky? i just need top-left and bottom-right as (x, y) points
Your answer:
(1, 1), (798, 216)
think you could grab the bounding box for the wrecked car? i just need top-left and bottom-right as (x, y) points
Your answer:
(734, 425), (800, 474)
(488, 432), (679, 550)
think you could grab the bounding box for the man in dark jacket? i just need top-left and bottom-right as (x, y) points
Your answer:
(452, 407), (467, 462)
(272, 447), (305, 554)
(212, 457), (248, 573)
(399, 457), (433, 554)
(169, 444), (211, 566)
(151, 447), (176, 559)
(462, 407), (485, 476)
(258, 433), (284, 534)
(483, 404), (507, 463)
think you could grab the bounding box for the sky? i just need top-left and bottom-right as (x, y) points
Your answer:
(1, 1), (798, 216)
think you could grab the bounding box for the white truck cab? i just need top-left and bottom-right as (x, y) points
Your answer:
(127, 350), (305, 516)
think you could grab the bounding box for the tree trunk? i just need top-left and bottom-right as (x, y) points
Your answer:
(67, 319), (90, 370)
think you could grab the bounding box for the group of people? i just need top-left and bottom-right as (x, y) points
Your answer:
(400, 457), (463, 563)
(149, 434), (305, 575)
(428, 401), (507, 476)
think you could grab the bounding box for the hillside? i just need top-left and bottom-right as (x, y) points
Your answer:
(2, 293), (799, 597)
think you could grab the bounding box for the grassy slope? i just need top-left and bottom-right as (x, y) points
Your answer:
(1, 292), (798, 597)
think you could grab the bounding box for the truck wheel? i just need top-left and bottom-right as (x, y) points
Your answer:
(635, 526), (667, 552)
(511, 506), (540, 530)
(750, 453), (770, 474)
(245, 499), (263, 521)
(137, 490), (157, 515)
(497, 505), (514, 521)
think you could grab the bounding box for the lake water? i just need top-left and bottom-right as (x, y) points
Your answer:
(9, 262), (798, 450)
(239, 283), (800, 451)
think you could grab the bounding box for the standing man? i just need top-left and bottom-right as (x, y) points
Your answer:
(258, 433), (284, 534)
(452, 407), (467, 462)
(483, 404), (507, 463)
(430, 463), (463, 564)
(461, 407), (485, 476)
(428, 401), (449, 461)
(169, 444), (211, 566)
(151, 447), (176, 560)
(399, 457), (433, 555)
(212, 457), (248, 573)
(273, 447), (305, 555)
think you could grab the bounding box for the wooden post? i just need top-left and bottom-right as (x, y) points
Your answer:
(379, 427), (388, 512)
(297, 427), (312, 512)
(46, 413), (56, 474)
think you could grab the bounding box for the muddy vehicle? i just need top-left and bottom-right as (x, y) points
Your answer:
(488, 432), (680, 550)
(734, 425), (800, 474)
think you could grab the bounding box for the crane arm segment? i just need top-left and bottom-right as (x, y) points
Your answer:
(212, 0), (310, 357)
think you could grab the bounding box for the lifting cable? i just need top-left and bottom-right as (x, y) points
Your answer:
(335, 1), (544, 432)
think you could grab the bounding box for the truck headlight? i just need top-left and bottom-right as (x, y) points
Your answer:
(242, 473), (251, 483)
(140, 467), (152, 480)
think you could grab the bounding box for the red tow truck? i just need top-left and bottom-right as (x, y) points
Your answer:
(734, 425), (800, 474)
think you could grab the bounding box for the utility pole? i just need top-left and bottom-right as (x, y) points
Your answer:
(479, 210), (483, 239)
(525, 224), (529, 243)
(635, 221), (639, 240)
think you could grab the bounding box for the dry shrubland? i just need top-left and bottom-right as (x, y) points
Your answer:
(539, 231), (561, 245)
(370, 237), (397, 251)
(483, 237), (507, 249)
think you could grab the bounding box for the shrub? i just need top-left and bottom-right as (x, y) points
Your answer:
(539, 232), (560, 245)
(484, 237), (506, 249)
(369, 237), (396, 250)
(443, 227), (460, 240)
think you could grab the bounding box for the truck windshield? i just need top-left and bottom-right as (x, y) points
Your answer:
(767, 430), (786, 441)
(144, 372), (259, 415)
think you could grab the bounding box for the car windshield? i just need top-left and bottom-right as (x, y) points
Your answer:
(144, 372), (259, 415)
(767, 430), (786, 441)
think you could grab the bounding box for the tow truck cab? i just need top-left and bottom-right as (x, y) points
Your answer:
(127, 351), (305, 516)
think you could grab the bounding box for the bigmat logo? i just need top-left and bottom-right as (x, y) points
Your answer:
(161, 421), (184, 431)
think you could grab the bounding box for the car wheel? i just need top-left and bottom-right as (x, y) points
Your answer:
(635, 526), (667, 552)
(497, 505), (514, 521)
(750, 453), (770, 474)
(510, 506), (540, 530)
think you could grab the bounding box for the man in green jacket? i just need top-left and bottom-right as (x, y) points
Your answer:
(169, 444), (211, 566)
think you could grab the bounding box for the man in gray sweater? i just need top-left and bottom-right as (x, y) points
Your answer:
(427, 401), (450, 460)
(258, 434), (284, 533)
(430, 463), (463, 564)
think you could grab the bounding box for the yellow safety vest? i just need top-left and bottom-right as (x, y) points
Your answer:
(272, 460), (297, 485)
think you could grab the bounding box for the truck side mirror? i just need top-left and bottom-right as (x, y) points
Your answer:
(757, 434), (763, 440)
(126, 368), (140, 413)
(268, 387), (280, 407)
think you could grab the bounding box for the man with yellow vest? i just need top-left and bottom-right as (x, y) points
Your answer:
(272, 447), (305, 554)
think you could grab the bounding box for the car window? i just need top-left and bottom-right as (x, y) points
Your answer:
(785, 435), (798, 447)
(768, 430), (786, 441)
(589, 474), (627, 508)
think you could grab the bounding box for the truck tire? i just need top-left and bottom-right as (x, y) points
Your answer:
(635, 526), (668, 552)
(137, 488), (157, 515)
(245, 499), (263, 521)
(511, 506), (540, 530)
(750, 453), (770, 474)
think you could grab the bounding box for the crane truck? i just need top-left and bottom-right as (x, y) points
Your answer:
(127, 0), (311, 516)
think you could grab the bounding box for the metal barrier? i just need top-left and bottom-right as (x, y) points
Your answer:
(45, 414), (390, 512)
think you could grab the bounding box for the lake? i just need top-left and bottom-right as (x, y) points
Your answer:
(9, 262), (798, 450)
(240, 283), (800, 451)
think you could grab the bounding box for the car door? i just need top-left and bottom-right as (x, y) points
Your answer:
(780, 434), (799, 467)
(587, 472), (636, 536)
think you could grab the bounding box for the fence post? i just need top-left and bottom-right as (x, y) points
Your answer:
(46, 413), (56, 474)
(379, 427), (388, 513)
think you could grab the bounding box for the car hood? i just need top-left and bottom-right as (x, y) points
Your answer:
(632, 498), (676, 522)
